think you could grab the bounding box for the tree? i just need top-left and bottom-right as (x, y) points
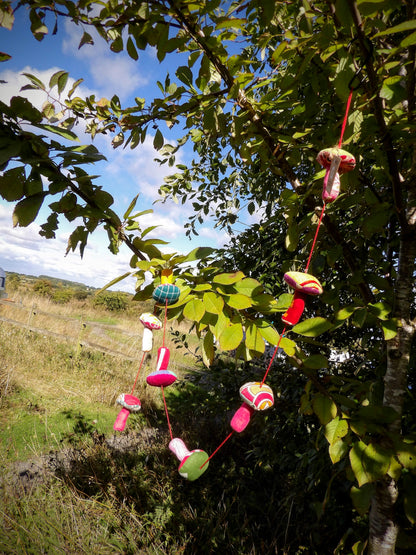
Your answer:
(1, 1), (415, 552)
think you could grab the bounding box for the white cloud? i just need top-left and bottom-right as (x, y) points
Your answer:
(0, 203), (135, 291)
(0, 65), (95, 111)
(62, 21), (148, 100)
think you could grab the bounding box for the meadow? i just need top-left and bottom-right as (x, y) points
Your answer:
(0, 280), (357, 554)
(0, 283), (212, 554)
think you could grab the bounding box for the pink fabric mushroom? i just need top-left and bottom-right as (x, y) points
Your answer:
(281, 271), (323, 326)
(139, 313), (162, 352)
(230, 382), (274, 433)
(146, 347), (177, 387)
(113, 393), (141, 431)
(317, 147), (356, 203)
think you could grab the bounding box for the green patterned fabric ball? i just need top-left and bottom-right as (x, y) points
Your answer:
(152, 283), (180, 305)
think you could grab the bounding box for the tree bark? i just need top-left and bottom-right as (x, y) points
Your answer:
(368, 182), (416, 553)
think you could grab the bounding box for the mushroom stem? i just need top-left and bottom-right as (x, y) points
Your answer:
(282, 291), (306, 326)
(230, 403), (255, 433)
(169, 438), (191, 462)
(114, 407), (131, 431)
(323, 155), (341, 202)
(142, 327), (153, 352)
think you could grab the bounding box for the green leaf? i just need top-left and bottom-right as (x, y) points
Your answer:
(213, 271), (245, 285)
(329, 439), (349, 464)
(49, 70), (68, 94)
(183, 298), (206, 322)
(373, 19), (416, 37)
(352, 308), (367, 328)
(368, 302), (391, 320)
(68, 78), (83, 98)
(153, 129), (164, 150)
(292, 317), (332, 337)
(303, 354), (328, 369)
(0, 5), (14, 30)
(234, 277), (263, 296)
(176, 65), (193, 86)
(280, 336), (296, 356)
(96, 272), (132, 294)
(79, 32), (94, 48)
(285, 222), (300, 252)
(396, 441), (416, 469)
(10, 96), (42, 122)
(350, 483), (375, 516)
(182, 246), (216, 262)
(127, 36), (139, 60)
(34, 124), (79, 141)
(225, 293), (252, 309)
(202, 329), (215, 367)
(203, 291), (224, 314)
(12, 193), (46, 227)
(312, 394), (337, 425)
(324, 416), (349, 444)
(350, 441), (391, 487)
(349, 441), (369, 487)
(257, 321), (280, 346)
(381, 318), (398, 340)
(215, 17), (246, 30)
(245, 323), (265, 354)
(218, 323), (243, 351)
(0, 166), (25, 201)
(401, 30), (416, 47)
(94, 190), (114, 210)
(0, 51), (11, 61)
(123, 194), (139, 219)
(21, 73), (45, 90)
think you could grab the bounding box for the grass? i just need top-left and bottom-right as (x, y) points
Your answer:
(0, 287), (371, 554)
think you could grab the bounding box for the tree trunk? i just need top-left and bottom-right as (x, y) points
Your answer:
(368, 182), (416, 553)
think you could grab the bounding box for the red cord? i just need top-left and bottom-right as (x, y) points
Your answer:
(260, 327), (286, 386)
(338, 89), (353, 148)
(131, 351), (146, 395)
(304, 203), (326, 273)
(161, 386), (173, 440)
(200, 431), (234, 469)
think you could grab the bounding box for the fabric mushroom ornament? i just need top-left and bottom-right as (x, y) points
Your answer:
(230, 382), (274, 433)
(317, 147), (356, 203)
(113, 393), (141, 431)
(169, 438), (209, 481)
(139, 312), (162, 352)
(152, 268), (180, 306)
(281, 271), (323, 326)
(146, 346), (177, 387)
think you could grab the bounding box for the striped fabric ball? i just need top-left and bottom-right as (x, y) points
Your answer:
(239, 382), (274, 411)
(284, 271), (323, 296)
(152, 283), (180, 305)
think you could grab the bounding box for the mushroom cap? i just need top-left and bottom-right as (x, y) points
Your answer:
(146, 370), (177, 387)
(139, 312), (162, 330)
(152, 283), (181, 305)
(284, 271), (323, 296)
(178, 450), (209, 481)
(239, 381), (274, 411)
(317, 147), (356, 174)
(116, 393), (141, 412)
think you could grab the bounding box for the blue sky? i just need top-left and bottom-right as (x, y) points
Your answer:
(0, 8), (232, 290)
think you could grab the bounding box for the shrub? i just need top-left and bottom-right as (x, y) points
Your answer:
(91, 291), (129, 312)
(33, 278), (53, 297)
(52, 288), (75, 304)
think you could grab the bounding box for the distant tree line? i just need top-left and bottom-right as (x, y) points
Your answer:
(6, 273), (132, 312)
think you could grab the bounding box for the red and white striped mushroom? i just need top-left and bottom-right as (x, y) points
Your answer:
(317, 147), (356, 203)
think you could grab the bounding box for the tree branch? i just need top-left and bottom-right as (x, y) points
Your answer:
(347, 0), (408, 231)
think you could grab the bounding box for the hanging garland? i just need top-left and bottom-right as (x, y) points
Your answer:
(112, 91), (356, 482)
